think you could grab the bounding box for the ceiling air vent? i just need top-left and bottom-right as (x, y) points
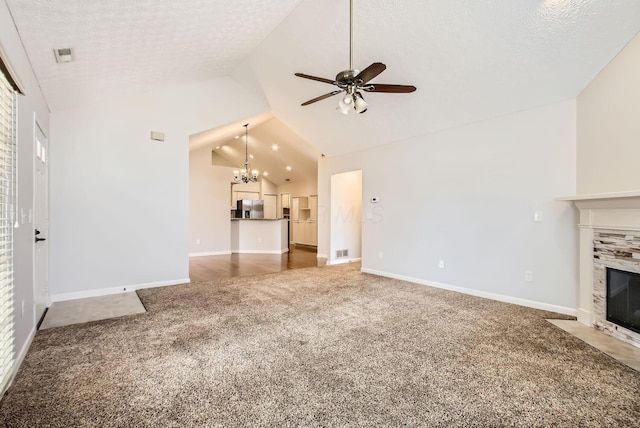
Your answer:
(54, 48), (74, 63)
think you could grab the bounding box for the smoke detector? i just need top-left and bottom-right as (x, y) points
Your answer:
(54, 48), (75, 63)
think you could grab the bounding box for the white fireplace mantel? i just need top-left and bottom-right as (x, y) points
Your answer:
(559, 191), (640, 339)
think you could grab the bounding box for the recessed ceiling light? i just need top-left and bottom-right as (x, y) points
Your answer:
(263, 171), (269, 177)
(271, 144), (279, 151)
(215, 146), (221, 149)
(249, 154), (254, 159)
(286, 166), (292, 172)
(234, 135), (240, 139)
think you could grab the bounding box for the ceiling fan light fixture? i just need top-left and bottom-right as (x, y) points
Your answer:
(294, 0), (416, 113)
(338, 93), (353, 113)
(354, 92), (368, 114)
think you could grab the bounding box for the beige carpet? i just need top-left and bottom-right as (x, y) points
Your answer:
(1, 264), (639, 427)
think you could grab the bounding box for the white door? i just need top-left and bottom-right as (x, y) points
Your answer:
(34, 123), (49, 321)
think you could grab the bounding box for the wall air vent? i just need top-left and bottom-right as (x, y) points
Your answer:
(54, 48), (74, 63)
(336, 249), (349, 258)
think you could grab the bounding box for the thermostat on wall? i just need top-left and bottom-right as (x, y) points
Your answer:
(370, 196), (379, 203)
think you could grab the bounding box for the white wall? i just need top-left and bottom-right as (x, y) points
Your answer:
(0, 1), (50, 383)
(50, 77), (268, 299)
(329, 170), (362, 264)
(319, 99), (578, 312)
(189, 146), (234, 256)
(261, 177), (277, 196)
(577, 33), (640, 194)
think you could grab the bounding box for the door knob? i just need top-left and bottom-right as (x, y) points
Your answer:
(35, 229), (46, 243)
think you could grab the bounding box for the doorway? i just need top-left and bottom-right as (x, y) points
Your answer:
(329, 170), (362, 265)
(34, 121), (49, 322)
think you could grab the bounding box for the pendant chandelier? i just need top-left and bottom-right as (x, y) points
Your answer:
(233, 124), (259, 183)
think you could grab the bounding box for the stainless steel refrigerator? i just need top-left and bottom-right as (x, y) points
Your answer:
(236, 199), (264, 219)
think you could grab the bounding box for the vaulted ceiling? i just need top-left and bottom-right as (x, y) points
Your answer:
(6, 0), (640, 157)
(190, 112), (320, 187)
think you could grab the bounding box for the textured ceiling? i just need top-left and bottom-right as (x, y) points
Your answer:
(235, 0), (640, 156)
(6, 0), (640, 157)
(5, 0), (303, 110)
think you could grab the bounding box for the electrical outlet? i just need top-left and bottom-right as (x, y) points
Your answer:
(195, 239), (201, 245)
(525, 271), (533, 282)
(534, 211), (543, 223)
(258, 237), (262, 243)
(378, 251), (383, 259)
(439, 260), (445, 269)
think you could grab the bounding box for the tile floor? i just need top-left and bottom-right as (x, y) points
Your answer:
(40, 292), (146, 330)
(548, 319), (640, 371)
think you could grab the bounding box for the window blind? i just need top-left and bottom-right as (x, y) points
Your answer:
(0, 69), (16, 395)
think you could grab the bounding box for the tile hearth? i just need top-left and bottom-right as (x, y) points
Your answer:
(548, 319), (640, 371)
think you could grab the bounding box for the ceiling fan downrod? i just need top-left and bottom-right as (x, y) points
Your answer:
(349, 0), (353, 71)
(293, 0), (417, 113)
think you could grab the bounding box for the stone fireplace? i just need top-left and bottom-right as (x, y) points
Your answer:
(562, 191), (640, 348)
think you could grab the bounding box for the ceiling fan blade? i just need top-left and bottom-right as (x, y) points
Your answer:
(301, 90), (343, 106)
(365, 84), (417, 93)
(355, 62), (386, 84)
(295, 73), (336, 85)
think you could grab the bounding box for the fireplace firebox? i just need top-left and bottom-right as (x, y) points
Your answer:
(606, 267), (640, 335)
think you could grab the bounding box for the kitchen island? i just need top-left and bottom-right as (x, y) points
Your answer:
(230, 218), (289, 254)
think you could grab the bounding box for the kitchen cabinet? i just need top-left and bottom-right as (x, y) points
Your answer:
(281, 193), (290, 209)
(291, 195), (318, 246)
(310, 220), (317, 244)
(291, 197), (299, 221)
(292, 220), (317, 246)
(309, 195), (317, 221)
(292, 221), (303, 244)
(280, 193), (291, 218)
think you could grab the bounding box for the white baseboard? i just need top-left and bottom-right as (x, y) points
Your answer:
(2, 324), (36, 397)
(361, 268), (577, 317)
(189, 251), (231, 257)
(317, 253), (328, 259)
(231, 249), (289, 254)
(576, 308), (592, 326)
(328, 257), (362, 266)
(51, 278), (191, 302)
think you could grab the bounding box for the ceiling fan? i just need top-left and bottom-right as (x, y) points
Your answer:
(295, 0), (416, 114)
